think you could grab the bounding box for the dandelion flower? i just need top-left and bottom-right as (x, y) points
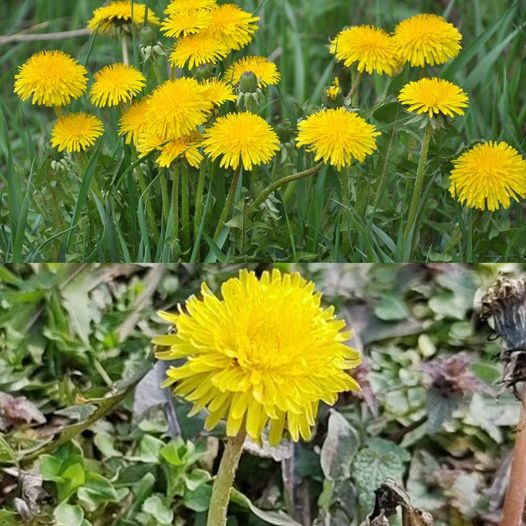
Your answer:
(225, 56), (280, 88)
(330, 25), (400, 76)
(199, 79), (236, 107)
(296, 108), (379, 170)
(51, 113), (103, 153)
(449, 142), (526, 211)
(164, 0), (217, 17)
(14, 50), (87, 107)
(398, 77), (468, 118)
(119, 99), (148, 146)
(90, 63), (146, 107)
(87, 1), (160, 34)
(207, 4), (259, 51)
(170, 32), (229, 69)
(153, 269), (361, 444)
(161, 9), (212, 38)
(393, 13), (462, 67)
(145, 78), (213, 141)
(325, 78), (342, 101)
(157, 132), (204, 168)
(202, 112), (279, 171)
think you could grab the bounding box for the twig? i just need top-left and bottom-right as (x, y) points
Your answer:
(0, 28), (90, 45)
(500, 382), (526, 526)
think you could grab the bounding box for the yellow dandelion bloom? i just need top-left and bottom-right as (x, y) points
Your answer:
(119, 99), (148, 146)
(164, 0), (217, 17)
(161, 9), (212, 38)
(398, 77), (468, 118)
(90, 63), (146, 107)
(393, 13), (462, 67)
(207, 3), (259, 51)
(202, 112), (279, 171)
(325, 78), (342, 101)
(145, 78), (213, 141)
(296, 108), (379, 170)
(14, 50), (87, 107)
(157, 132), (204, 168)
(153, 269), (361, 444)
(51, 113), (103, 153)
(329, 25), (400, 76)
(199, 78), (236, 107)
(170, 32), (229, 69)
(87, 1), (160, 34)
(449, 142), (526, 211)
(225, 56), (280, 88)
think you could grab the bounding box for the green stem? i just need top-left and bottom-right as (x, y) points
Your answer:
(160, 173), (170, 224)
(136, 171), (160, 244)
(372, 125), (396, 211)
(213, 166), (241, 239)
(172, 165), (180, 242)
(403, 122), (433, 253)
(181, 164), (191, 248)
(249, 162), (324, 215)
(194, 164), (206, 242)
(344, 70), (363, 106)
(121, 34), (129, 64)
(206, 431), (247, 526)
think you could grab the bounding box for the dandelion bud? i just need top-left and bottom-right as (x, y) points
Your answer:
(322, 78), (343, 108)
(239, 71), (258, 94)
(140, 25), (157, 47)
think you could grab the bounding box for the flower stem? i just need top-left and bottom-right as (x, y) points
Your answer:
(248, 162), (324, 215)
(213, 166), (241, 240)
(500, 383), (526, 526)
(172, 165), (180, 242)
(403, 121), (433, 254)
(121, 35), (129, 65)
(194, 164), (206, 242)
(160, 173), (169, 224)
(344, 70), (363, 106)
(181, 164), (191, 248)
(206, 431), (246, 526)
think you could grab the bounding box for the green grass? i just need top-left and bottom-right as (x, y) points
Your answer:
(1, 0), (525, 262)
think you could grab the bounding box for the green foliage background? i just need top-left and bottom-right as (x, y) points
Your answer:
(1, 263), (525, 525)
(0, 0), (525, 262)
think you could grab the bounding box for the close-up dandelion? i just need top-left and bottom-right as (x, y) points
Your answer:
(170, 32), (230, 69)
(51, 112), (104, 153)
(449, 142), (526, 211)
(206, 3), (259, 51)
(14, 50), (87, 107)
(118, 98), (148, 146)
(393, 13), (462, 67)
(156, 132), (204, 169)
(153, 268), (360, 525)
(90, 63), (146, 107)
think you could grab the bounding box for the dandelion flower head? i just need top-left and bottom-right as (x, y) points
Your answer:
(153, 269), (361, 444)
(296, 107), (380, 170)
(202, 112), (280, 171)
(398, 77), (468, 118)
(449, 141), (526, 211)
(393, 13), (462, 67)
(14, 50), (87, 107)
(90, 63), (146, 107)
(51, 113), (104, 153)
(330, 25), (400, 76)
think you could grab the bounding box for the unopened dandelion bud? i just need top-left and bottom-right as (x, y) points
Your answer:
(239, 71), (258, 93)
(140, 25), (157, 46)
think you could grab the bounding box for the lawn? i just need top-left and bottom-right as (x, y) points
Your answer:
(0, 0), (525, 263)
(1, 263), (525, 525)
